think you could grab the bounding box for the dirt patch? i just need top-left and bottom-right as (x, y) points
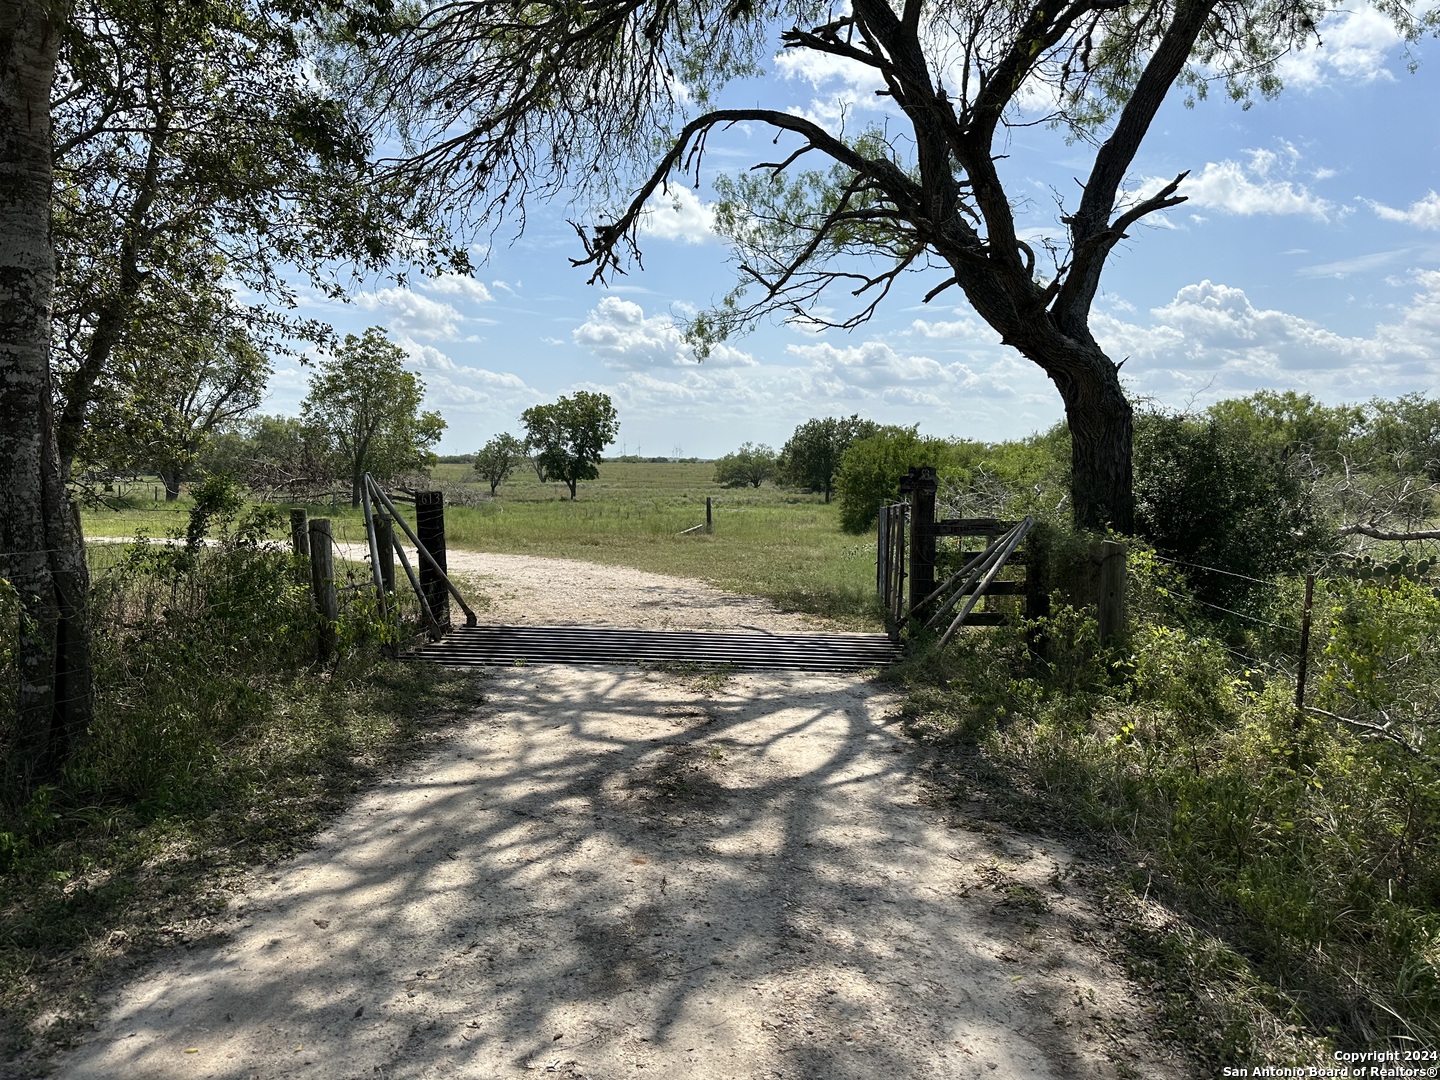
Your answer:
(54, 557), (1190, 1079)
(366, 547), (836, 633)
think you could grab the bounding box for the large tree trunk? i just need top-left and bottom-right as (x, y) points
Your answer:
(1, 0), (95, 791)
(1046, 346), (1135, 534)
(161, 468), (182, 501)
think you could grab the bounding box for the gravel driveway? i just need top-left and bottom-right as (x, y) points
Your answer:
(55, 554), (1185, 1079)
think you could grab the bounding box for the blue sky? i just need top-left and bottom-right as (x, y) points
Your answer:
(268, 6), (1440, 458)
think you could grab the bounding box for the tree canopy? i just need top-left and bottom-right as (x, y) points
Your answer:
(714, 442), (778, 488)
(781, 415), (881, 503)
(79, 296), (271, 500)
(300, 328), (447, 507)
(354, 0), (1435, 533)
(51, 0), (458, 480)
(521, 392), (621, 499)
(475, 433), (527, 495)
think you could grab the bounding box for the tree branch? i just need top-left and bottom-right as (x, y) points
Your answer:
(1055, 0), (1216, 330)
(1339, 523), (1440, 542)
(570, 107), (922, 284)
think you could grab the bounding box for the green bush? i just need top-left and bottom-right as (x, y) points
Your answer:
(898, 534), (1440, 1064)
(1134, 409), (1332, 607)
(835, 426), (950, 533)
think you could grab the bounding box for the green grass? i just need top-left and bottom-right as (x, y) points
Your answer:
(0, 661), (479, 1075)
(81, 461), (885, 629)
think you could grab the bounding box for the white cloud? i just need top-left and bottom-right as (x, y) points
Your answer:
(1146, 145), (1335, 221)
(1298, 248), (1410, 279)
(1094, 276), (1440, 405)
(788, 339), (950, 387)
(573, 296), (756, 369)
(423, 273), (494, 304)
(396, 340), (530, 390)
(353, 287), (465, 341)
(638, 185), (718, 244)
(774, 46), (889, 127)
(1367, 191), (1440, 231)
(1277, 6), (1405, 89)
(908, 314), (1002, 344)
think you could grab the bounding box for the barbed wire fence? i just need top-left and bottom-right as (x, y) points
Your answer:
(0, 510), (447, 771)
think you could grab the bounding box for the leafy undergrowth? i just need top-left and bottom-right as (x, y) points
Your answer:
(889, 557), (1440, 1072)
(1, 485), (486, 1076)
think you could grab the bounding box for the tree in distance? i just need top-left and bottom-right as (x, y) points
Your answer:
(80, 297), (271, 501)
(301, 327), (446, 507)
(474, 432), (527, 495)
(782, 416), (881, 504)
(201, 414), (334, 502)
(714, 442), (778, 488)
(520, 391), (620, 500)
(349, 0), (1433, 534)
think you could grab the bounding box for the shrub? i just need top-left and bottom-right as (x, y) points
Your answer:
(1133, 409), (1332, 607)
(835, 426), (950, 533)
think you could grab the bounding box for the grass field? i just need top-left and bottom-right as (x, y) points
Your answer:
(80, 461), (884, 629)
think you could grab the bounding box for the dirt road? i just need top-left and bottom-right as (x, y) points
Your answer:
(56, 555), (1185, 1079)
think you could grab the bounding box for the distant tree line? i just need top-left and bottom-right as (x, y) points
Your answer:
(710, 391), (1440, 607)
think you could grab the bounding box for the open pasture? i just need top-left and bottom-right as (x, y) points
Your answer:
(80, 461), (883, 629)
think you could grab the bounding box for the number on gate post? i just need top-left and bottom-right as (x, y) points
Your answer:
(415, 490), (450, 628)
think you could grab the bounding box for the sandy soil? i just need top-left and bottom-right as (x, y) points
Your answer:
(55, 555), (1187, 1080)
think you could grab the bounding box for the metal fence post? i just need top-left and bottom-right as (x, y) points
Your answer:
(415, 490), (450, 629)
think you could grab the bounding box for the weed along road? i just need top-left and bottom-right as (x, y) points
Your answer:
(57, 555), (1183, 1080)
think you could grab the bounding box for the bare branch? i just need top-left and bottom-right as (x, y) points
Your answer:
(570, 107), (923, 284)
(1305, 707), (1423, 756)
(1339, 523), (1440, 542)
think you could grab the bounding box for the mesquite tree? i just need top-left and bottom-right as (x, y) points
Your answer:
(359, 0), (1432, 532)
(301, 328), (447, 508)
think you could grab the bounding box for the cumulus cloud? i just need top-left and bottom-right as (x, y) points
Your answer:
(1094, 276), (1440, 404)
(638, 186), (718, 244)
(785, 339), (1044, 404)
(423, 273), (494, 304)
(774, 46), (889, 127)
(1366, 190), (1440, 231)
(788, 340), (950, 387)
(1277, 6), (1406, 89)
(397, 340), (531, 390)
(353, 287), (465, 341)
(573, 296), (756, 369)
(1137, 144), (1334, 221)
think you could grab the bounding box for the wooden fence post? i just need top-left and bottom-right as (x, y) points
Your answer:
(902, 466), (937, 620)
(290, 507), (309, 553)
(415, 490), (450, 629)
(1095, 540), (1127, 647)
(1023, 525), (1052, 658)
(706, 496), (713, 532)
(375, 513), (395, 594)
(308, 518), (337, 661)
